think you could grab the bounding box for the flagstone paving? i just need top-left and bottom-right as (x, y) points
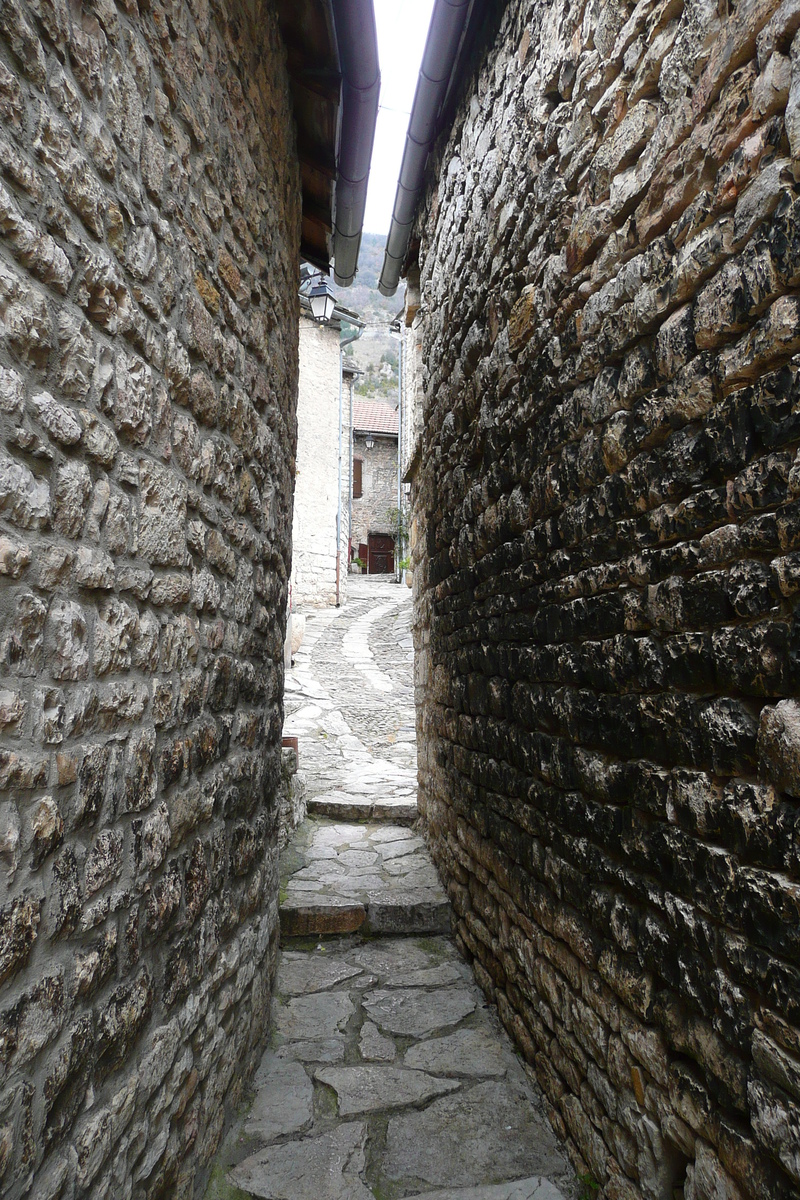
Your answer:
(211, 938), (574, 1200)
(205, 580), (575, 1200)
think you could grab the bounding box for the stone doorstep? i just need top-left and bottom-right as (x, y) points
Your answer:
(280, 892), (451, 938)
(307, 795), (418, 825)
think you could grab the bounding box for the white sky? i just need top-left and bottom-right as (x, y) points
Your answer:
(363, 0), (436, 235)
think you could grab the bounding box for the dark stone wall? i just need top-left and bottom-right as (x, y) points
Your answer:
(408, 1), (800, 1197)
(0, 0), (300, 1195)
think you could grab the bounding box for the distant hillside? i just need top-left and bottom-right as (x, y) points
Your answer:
(334, 232), (403, 398)
(337, 232), (402, 326)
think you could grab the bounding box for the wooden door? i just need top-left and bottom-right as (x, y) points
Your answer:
(368, 534), (394, 574)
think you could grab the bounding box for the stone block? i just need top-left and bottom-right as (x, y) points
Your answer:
(52, 461), (92, 538)
(0, 452), (50, 529)
(30, 797), (64, 866)
(123, 727), (157, 813)
(366, 891), (452, 935)
(138, 459), (187, 566)
(111, 354), (152, 444)
(85, 829), (124, 895)
(0, 896), (40, 985)
(758, 699), (800, 794)
(280, 900), (367, 938)
(56, 312), (94, 396)
(95, 971), (154, 1078)
(46, 599), (89, 680)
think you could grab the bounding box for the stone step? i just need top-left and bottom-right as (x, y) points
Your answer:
(280, 890), (451, 938)
(307, 793), (417, 825)
(279, 899), (367, 937)
(366, 890), (451, 935)
(280, 818), (450, 939)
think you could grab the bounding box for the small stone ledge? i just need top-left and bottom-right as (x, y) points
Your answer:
(307, 795), (417, 825)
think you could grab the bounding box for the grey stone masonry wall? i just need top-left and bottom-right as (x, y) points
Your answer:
(410, 1), (800, 1198)
(0, 0), (300, 1197)
(351, 432), (398, 565)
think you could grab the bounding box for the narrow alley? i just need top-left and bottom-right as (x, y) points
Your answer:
(207, 579), (575, 1200)
(4, 0), (800, 1194)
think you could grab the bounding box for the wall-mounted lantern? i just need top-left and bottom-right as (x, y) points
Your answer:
(365, 434), (374, 449)
(309, 275), (337, 324)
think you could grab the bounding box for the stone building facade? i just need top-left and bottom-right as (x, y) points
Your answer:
(0, 1), (302, 1196)
(350, 398), (398, 573)
(291, 312), (353, 609)
(404, 1), (800, 1198)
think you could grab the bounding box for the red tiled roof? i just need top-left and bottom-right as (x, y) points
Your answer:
(352, 398), (398, 435)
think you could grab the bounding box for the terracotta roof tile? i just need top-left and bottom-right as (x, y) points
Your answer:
(352, 398), (399, 435)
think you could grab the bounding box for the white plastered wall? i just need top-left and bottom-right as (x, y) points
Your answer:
(291, 315), (346, 608)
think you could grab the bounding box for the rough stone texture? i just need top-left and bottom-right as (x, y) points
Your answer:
(399, 1185), (569, 1200)
(0, 1), (300, 1197)
(359, 1019), (396, 1061)
(362, 985), (477, 1037)
(276, 742), (306, 851)
(404, 1027), (510, 1077)
(407, 0), (800, 1197)
(277, 950), (363, 996)
(273, 991), (356, 1042)
(383, 1079), (569, 1190)
(230, 1121), (374, 1200)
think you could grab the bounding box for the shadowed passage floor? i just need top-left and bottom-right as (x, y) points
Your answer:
(206, 579), (576, 1200)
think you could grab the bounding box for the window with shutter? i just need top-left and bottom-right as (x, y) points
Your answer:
(353, 458), (363, 498)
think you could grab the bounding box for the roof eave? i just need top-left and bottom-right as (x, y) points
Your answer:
(277, 0), (380, 287)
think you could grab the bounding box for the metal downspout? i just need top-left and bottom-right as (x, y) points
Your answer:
(377, 0), (472, 297)
(336, 326), (363, 605)
(331, 0), (381, 287)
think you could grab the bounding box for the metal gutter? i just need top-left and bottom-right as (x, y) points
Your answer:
(331, 0), (381, 287)
(378, 0), (472, 297)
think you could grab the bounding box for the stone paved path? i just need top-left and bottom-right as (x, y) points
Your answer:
(283, 578), (418, 820)
(279, 820), (451, 937)
(206, 579), (575, 1200)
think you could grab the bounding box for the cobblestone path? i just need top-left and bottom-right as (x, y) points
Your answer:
(206, 580), (575, 1200)
(284, 578), (418, 820)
